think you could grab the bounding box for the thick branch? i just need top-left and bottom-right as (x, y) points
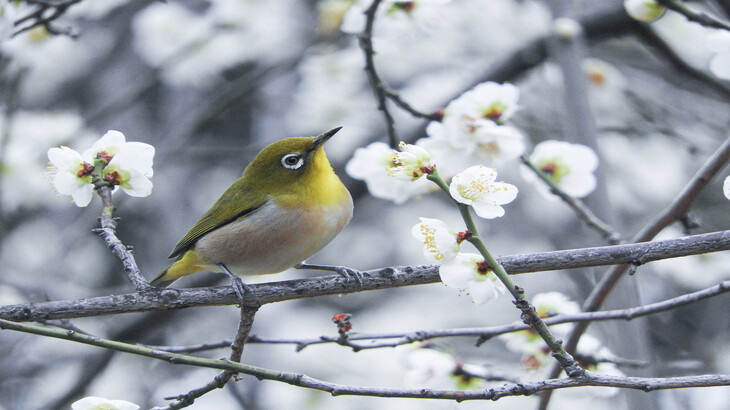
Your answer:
(1, 230), (729, 322)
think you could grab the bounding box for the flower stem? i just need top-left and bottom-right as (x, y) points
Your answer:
(427, 169), (584, 377)
(93, 186), (153, 292)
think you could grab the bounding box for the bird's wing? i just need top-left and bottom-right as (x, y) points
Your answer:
(168, 179), (267, 259)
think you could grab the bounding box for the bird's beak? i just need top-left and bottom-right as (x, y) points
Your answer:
(308, 126), (342, 155)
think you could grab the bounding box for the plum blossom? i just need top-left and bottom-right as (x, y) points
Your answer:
(521, 140), (598, 200)
(47, 130), (155, 207)
(439, 252), (507, 304)
(418, 82), (526, 177)
(387, 142), (435, 181)
(456, 81), (520, 125)
(345, 141), (431, 204)
(47, 147), (96, 207)
(449, 165), (518, 219)
(411, 217), (466, 262)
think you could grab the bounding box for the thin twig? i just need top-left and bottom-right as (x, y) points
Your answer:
(520, 156), (623, 245)
(359, 0), (398, 147)
(161, 305), (259, 409)
(1, 318), (729, 400)
(13, 0), (82, 37)
(92, 187), (153, 292)
(232, 280), (729, 351)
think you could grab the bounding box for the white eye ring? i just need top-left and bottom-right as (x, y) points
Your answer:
(281, 154), (304, 169)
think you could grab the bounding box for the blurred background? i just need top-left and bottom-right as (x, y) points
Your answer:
(1, 0), (730, 409)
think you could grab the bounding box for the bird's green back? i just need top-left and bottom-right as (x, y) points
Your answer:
(168, 177), (267, 258)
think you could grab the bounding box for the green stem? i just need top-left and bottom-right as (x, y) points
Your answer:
(0, 318), (282, 381)
(426, 170), (583, 377)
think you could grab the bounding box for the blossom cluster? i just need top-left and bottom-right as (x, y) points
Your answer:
(47, 131), (154, 207)
(347, 81), (600, 204)
(346, 80), (608, 304)
(421, 82), (525, 178)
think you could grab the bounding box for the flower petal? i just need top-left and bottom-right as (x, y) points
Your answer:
(108, 142), (155, 176)
(471, 202), (505, 219)
(468, 280), (499, 305)
(84, 130), (127, 159)
(119, 169), (153, 197)
(48, 146), (83, 169)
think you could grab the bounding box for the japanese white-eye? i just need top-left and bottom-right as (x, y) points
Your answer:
(150, 127), (353, 287)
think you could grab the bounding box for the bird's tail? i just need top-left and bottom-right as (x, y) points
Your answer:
(149, 267), (178, 288)
(150, 250), (209, 288)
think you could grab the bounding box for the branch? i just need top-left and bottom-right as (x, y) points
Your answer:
(1, 230), (729, 321)
(92, 187), (153, 292)
(161, 305), (259, 409)
(656, 0), (730, 31)
(13, 0), (82, 37)
(1, 318), (728, 400)
(540, 135), (730, 407)
(359, 0), (398, 148)
(236, 279), (730, 351)
(520, 156), (623, 244)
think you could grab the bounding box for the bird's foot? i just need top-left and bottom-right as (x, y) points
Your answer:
(295, 263), (364, 287)
(217, 263), (249, 305)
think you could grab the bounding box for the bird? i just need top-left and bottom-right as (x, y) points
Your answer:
(150, 127), (353, 291)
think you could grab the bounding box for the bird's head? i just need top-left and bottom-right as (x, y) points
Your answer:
(242, 127), (343, 198)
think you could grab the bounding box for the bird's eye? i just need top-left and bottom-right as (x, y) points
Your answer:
(281, 153), (304, 169)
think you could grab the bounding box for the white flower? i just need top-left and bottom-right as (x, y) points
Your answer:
(472, 123), (526, 164)
(387, 142), (435, 181)
(102, 145), (155, 197)
(724, 175), (730, 200)
(623, 0), (665, 22)
(47, 131), (155, 206)
(403, 347), (457, 388)
(455, 81), (520, 125)
(411, 217), (462, 262)
(47, 146), (95, 207)
(71, 396), (139, 410)
(449, 165), (518, 219)
(87, 130), (155, 197)
(419, 82), (525, 176)
(439, 252), (507, 304)
(521, 140), (598, 200)
(345, 141), (431, 204)
(708, 30), (730, 81)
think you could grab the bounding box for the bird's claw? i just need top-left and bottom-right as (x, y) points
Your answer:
(217, 263), (249, 305)
(295, 263), (364, 287)
(335, 267), (363, 287)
